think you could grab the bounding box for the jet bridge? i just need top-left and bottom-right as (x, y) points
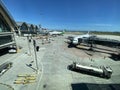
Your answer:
(67, 35), (120, 49)
(88, 37), (120, 48)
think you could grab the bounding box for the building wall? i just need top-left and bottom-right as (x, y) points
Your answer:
(29, 24), (34, 33)
(20, 22), (29, 34)
(0, 3), (15, 32)
(17, 22), (38, 35)
(0, 13), (11, 32)
(0, 1), (16, 49)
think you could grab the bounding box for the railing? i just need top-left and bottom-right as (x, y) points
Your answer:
(0, 32), (16, 49)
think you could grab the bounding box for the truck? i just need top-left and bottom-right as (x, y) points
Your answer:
(68, 62), (113, 79)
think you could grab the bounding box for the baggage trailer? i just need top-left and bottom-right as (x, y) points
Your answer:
(68, 62), (113, 79)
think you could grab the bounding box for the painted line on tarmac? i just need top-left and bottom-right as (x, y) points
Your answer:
(5, 53), (24, 63)
(36, 53), (45, 90)
(39, 47), (46, 50)
(36, 58), (43, 90)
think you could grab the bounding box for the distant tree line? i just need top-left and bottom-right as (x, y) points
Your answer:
(64, 30), (120, 36)
(91, 31), (120, 36)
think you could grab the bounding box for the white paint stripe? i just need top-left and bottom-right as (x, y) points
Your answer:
(4, 53), (24, 63)
(39, 48), (46, 50)
(36, 56), (44, 90)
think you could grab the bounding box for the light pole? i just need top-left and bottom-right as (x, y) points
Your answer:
(27, 35), (31, 55)
(33, 40), (39, 72)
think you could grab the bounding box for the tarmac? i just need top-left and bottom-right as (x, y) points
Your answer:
(0, 34), (120, 90)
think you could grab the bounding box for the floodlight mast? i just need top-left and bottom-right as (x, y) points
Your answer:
(33, 40), (39, 72)
(27, 35), (31, 55)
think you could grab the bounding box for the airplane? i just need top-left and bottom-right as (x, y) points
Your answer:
(68, 31), (96, 46)
(49, 31), (64, 36)
(67, 32), (120, 52)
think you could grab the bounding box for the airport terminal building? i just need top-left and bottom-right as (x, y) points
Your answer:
(17, 22), (39, 36)
(0, 0), (17, 49)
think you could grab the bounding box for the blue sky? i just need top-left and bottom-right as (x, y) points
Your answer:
(3, 0), (120, 31)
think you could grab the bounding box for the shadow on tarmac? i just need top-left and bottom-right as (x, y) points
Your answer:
(0, 48), (9, 56)
(109, 54), (120, 61)
(26, 64), (37, 72)
(67, 44), (120, 61)
(68, 44), (76, 48)
(71, 83), (120, 90)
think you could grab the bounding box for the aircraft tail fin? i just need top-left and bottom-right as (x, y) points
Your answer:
(86, 31), (90, 35)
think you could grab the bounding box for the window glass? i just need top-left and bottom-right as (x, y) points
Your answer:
(0, 14), (11, 32)
(0, 35), (12, 45)
(20, 24), (28, 30)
